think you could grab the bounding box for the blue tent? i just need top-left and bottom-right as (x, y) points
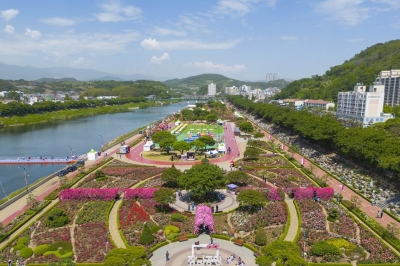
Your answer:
(227, 184), (238, 189)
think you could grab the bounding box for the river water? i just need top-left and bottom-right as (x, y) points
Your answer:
(0, 102), (188, 196)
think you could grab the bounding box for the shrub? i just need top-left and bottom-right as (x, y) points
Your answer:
(94, 170), (106, 180)
(17, 237), (30, 246)
(166, 233), (179, 240)
(255, 227), (267, 246)
(48, 241), (73, 255)
(139, 225), (154, 245)
(311, 241), (341, 256)
(20, 247), (33, 259)
(105, 256), (125, 266)
(46, 208), (70, 228)
(326, 238), (356, 252)
(171, 213), (186, 222)
(105, 246), (149, 266)
(165, 225), (180, 235)
(34, 244), (49, 256)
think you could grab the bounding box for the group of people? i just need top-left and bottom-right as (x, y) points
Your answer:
(226, 254), (245, 265)
(8, 258), (25, 266)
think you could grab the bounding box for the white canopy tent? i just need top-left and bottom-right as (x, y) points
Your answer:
(143, 141), (154, 152)
(217, 143), (226, 152)
(87, 149), (98, 161)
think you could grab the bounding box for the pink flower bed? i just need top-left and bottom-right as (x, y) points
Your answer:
(124, 188), (157, 199)
(194, 205), (215, 234)
(294, 187), (334, 200)
(59, 188), (119, 201)
(330, 216), (357, 240)
(359, 227), (398, 263)
(32, 227), (71, 246)
(297, 199), (326, 230)
(102, 166), (166, 178)
(74, 222), (114, 263)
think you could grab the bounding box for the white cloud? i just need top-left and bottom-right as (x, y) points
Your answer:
(4, 25), (14, 34)
(1, 9), (19, 22)
(25, 28), (41, 40)
(140, 38), (240, 50)
(193, 61), (246, 73)
(96, 0), (142, 22)
(214, 0), (275, 17)
(71, 57), (85, 66)
(347, 38), (365, 42)
(152, 27), (186, 36)
(315, 0), (369, 26)
(371, 0), (400, 9)
(150, 53), (170, 64)
(41, 17), (76, 27)
(281, 35), (298, 41)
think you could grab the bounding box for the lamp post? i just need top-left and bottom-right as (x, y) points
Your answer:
(99, 135), (104, 150)
(105, 230), (109, 254)
(302, 228), (307, 257)
(18, 166), (29, 193)
(0, 181), (8, 200)
(66, 146), (73, 159)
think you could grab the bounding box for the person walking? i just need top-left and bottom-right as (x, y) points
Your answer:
(7, 258), (11, 266)
(210, 237), (213, 244)
(380, 211), (384, 218)
(166, 251), (169, 261)
(188, 203), (190, 211)
(191, 202), (195, 211)
(216, 205), (219, 212)
(377, 210), (381, 218)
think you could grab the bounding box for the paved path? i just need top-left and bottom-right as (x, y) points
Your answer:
(283, 199), (298, 242)
(246, 116), (399, 228)
(108, 199), (126, 249)
(171, 189), (239, 213)
(151, 234), (255, 266)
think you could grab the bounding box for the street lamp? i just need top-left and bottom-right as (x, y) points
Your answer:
(66, 146), (73, 159)
(302, 228), (307, 257)
(99, 135), (104, 150)
(0, 181), (8, 200)
(18, 166), (29, 193)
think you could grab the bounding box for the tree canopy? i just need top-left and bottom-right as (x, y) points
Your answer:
(105, 246), (150, 266)
(198, 135), (216, 147)
(239, 121), (253, 133)
(161, 164), (182, 186)
(153, 188), (176, 210)
(178, 163), (225, 198)
(172, 140), (191, 154)
(236, 189), (265, 208)
(226, 171), (250, 185)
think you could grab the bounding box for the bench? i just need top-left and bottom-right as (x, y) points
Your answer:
(233, 239), (243, 246)
(179, 235), (188, 242)
(148, 252), (153, 259)
(254, 252), (261, 258)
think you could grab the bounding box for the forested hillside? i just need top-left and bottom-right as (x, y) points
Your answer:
(164, 74), (290, 95)
(274, 39), (400, 101)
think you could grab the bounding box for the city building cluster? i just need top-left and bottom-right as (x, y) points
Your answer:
(224, 85), (280, 100)
(266, 73), (278, 82)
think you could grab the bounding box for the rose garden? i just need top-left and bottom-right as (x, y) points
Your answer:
(1, 133), (400, 265)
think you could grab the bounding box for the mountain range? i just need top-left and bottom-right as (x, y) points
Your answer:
(0, 62), (171, 82)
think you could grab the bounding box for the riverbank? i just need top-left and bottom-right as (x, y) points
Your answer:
(0, 101), (167, 127)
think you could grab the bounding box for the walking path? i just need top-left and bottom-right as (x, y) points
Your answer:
(283, 199), (298, 242)
(108, 199), (125, 248)
(244, 114), (399, 228)
(151, 234), (254, 266)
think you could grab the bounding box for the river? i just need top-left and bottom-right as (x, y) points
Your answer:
(0, 102), (188, 196)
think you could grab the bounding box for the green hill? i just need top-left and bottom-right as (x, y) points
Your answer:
(35, 77), (79, 83)
(274, 39), (400, 101)
(164, 74), (290, 95)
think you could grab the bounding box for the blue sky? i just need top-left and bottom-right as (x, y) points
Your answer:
(0, 0), (400, 81)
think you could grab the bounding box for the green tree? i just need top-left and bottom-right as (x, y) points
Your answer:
(159, 137), (176, 154)
(255, 227), (267, 246)
(253, 132), (264, 139)
(258, 241), (307, 266)
(198, 135), (216, 147)
(226, 171), (250, 185)
(105, 246), (150, 266)
(153, 188), (176, 211)
(161, 164), (182, 187)
(244, 147), (261, 159)
(178, 163), (225, 198)
(6, 91), (21, 101)
(46, 208), (70, 228)
(192, 139), (206, 153)
(172, 140), (191, 154)
(205, 113), (218, 123)
(239, 121), (253, 133)
(151, 131), (176, 143)
(139, 224), (154, 245)
(236, 189), (265, 209)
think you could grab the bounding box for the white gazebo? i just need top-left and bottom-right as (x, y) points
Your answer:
(188, 243), (222, 265)
(217, 143), (226, 153)
(87, 149), (98, 161)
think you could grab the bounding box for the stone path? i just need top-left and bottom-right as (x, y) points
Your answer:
(283, 199), (298, 242)
(151, 234), (254, 266)
(108, 199), (125, 249)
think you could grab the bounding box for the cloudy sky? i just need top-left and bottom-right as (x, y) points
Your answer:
(0, 0), (400, 81)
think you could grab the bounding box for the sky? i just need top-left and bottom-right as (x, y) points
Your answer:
(0, 0), (400, 81)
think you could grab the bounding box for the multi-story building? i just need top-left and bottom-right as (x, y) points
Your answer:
(336, 82), (393, 126)
(375, 70), (400, 106)
(208, 83), (216, 97)
(273, 73), (278, 81)
(304, 99), (335, 110)
(224, 86), (239, 95)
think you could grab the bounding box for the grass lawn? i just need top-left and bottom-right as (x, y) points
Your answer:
(171, 122), (225, 148)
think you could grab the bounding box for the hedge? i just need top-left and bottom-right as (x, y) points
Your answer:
(307, 263), (352, 266)
(210, 234), (230, 241)
(148, 241), (169, 252)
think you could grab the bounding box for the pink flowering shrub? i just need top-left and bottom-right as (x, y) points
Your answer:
(293, 187), (334, 200)
(59, 188), (119, 201)
(124, 188), (157, 199)
(194, 205), (215, 234)
(315, 187), (334, 200)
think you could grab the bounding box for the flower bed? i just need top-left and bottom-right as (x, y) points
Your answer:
(138, 175), (164, 188)
(76, 201), (112, 224)
(213, 214), (232, 235)
(359, 227), (398, 263)
(247, 168), (312, 189)
(297, 200), (326, 231)
(138, 199), (158, 215)
(153, 213), (171, 227)
(59, 188), (119, 201)
(329, 216), (357, 241)
(243, 225), (284, 247)
(32, 227), (71, 246)
(74, 222), (113, 262)
(237, 155), (290, 167)
(124, 188), (157, 199)
(294, 187), (334, 200)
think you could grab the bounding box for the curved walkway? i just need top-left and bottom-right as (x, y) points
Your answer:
(108, 199), (126, 248)
(151, 234), (254, 266)
(283, 199), (298, 242)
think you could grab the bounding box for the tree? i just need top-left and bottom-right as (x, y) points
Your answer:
(46, 208), (70, 228)
(172, 140), (191, 154)
(255, 227), (267, 246)
(139, 224), (154, 245)
(258, 241), (307, 266)
(159, 137), (176, 154)
(153, 188), (176, 211)
(244, 147), (261, 159)
(198, 135), (216, 147)
(151, 131), (176, 143)
(178, 163), (225, 198)
(6, 91), (21, 101)
(192, 139), (206, 153)
(161, 164), (182, 187)
(226, 171), (250, 185)
(239, 121), (253, 133)
(205, 113), (218, 123)
(253, 132), (264, 139)
(350, 195), (361, 209)
(105, 246), (150, 266)
(237, 189), (265, 209)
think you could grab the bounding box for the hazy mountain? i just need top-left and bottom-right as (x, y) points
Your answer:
(34, 77), (79, 83)
(0, 62), (163, 81)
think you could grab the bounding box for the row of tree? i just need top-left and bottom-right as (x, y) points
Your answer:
(0, 97), (146, 116)
(228, 96), (400, 176)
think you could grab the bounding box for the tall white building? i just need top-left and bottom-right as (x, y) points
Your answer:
(208, 83), (216, 97)
(273, 73), (278, 80)
(375, 70), (400, 106)
(225, 86), (239, 95)
(336, 82), (393, 126)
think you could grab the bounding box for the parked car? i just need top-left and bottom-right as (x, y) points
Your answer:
(57, 169), (69, 177)
(67, 165), (77, 172)
(75, 160), (85, 166)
